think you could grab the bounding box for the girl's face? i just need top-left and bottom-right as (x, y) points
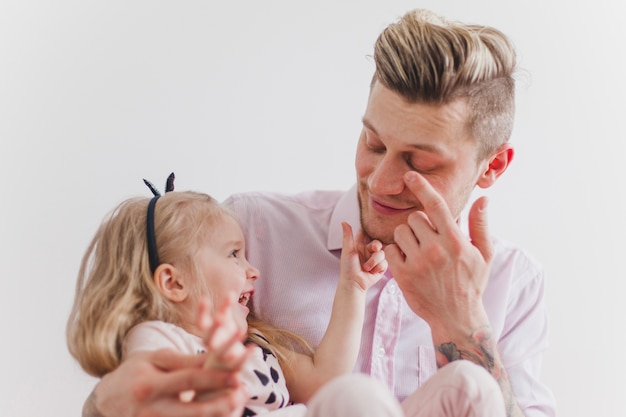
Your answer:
(195, 214), (259, 332)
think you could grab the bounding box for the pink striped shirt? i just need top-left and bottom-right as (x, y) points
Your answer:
(224, 185), (555, 417)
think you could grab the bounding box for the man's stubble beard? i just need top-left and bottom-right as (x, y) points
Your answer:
(357, 181), (475, 246)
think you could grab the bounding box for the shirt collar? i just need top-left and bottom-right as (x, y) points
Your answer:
(327, 184), (360, 251)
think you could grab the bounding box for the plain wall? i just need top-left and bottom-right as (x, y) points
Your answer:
(1, 1), (625, 416)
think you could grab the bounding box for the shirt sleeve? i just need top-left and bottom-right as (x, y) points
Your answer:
(499, 262), (556, 417)
(122, 321), (200, 358)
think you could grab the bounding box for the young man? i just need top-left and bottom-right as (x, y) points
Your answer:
(86, 9), (555, 417)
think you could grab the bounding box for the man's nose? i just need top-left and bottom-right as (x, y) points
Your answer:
(367, 155), (406, 196)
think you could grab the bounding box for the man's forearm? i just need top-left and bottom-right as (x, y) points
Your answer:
(434, 325), (524, 417)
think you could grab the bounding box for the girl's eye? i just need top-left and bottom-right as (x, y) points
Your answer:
(230, 250), (240, 258)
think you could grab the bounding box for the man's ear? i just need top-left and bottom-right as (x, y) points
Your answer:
(476, 144), (514, 189)
(153, 263), (188, 303)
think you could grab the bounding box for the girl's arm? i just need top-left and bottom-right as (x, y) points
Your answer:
(284, 222), (387, 403)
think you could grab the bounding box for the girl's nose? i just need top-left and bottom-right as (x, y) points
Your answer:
(246, 264), (260, 281)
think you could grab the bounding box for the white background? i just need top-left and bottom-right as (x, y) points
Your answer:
(1, 1), (625, 416)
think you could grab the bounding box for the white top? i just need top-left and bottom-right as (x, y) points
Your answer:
(123, 320), (295, 416)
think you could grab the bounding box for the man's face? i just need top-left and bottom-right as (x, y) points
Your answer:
(356, 81), (488, 244)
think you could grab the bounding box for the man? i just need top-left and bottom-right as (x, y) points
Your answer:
(86, 9), (555, 417)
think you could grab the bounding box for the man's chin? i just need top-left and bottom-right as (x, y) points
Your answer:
(361, 218), (397, 245)
(358, 194), (402, 244)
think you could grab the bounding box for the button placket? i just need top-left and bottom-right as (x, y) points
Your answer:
(370, 279), (403, 389)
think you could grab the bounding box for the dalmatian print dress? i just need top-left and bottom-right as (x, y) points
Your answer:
(241, 338), (291, 416)
(123, 321), (301, 416)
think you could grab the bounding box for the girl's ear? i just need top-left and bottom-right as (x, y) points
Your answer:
(153, 263), (188, 303)
(476, 143), (514, 189)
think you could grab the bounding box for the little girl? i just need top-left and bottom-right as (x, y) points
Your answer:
(67, 181), (401, 416)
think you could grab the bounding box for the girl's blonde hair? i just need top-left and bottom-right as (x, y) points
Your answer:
(247, 314), (313, 368)
(67, 191), (309, 377)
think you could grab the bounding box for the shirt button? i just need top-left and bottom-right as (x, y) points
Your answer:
(377, 347), (386, 357)
(387, 283), (397, 294)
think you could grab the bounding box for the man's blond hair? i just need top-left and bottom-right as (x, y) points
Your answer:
(373, 9), (517, 158)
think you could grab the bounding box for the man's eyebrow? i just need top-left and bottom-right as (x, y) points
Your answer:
(361, 118), (377, 134)
(361, 117), (443, 154)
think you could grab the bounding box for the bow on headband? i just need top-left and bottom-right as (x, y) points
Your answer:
(143, 172), (175, 274)
(143, 172), (175, 196)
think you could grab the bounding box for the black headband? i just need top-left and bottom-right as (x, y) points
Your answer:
(143, 172), (175, 274)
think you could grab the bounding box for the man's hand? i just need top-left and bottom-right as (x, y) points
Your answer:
(384, 170), (493, 336)
(384, 171), (524, 417)
(88, 296), (253, 417)
(90, 349), (247, 417)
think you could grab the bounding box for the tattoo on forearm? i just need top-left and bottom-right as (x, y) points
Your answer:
(436, 342), (461, 363)
(435, 325), (495, 371)
(435, 326), (522, 417)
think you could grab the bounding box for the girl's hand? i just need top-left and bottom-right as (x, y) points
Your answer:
(195, 294), (253, 371)
(175, 295), (254, 404)
(340, 222), (387, 291)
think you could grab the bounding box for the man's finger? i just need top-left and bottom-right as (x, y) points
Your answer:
(405, 210), (437, 243)
(151, 387), (246, 417)
(383, 243), (405, 269)
(149, 349), (205, 371)
(393, 223), (420, 257)
(403, 171), (454, 232)
(141, 366), (240, 401)
(468, 196), (493, 263)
